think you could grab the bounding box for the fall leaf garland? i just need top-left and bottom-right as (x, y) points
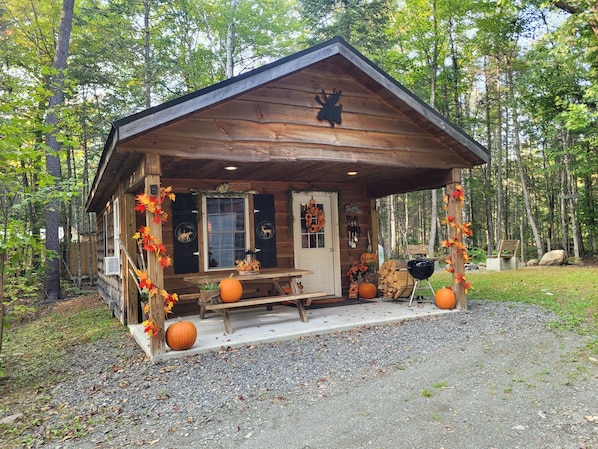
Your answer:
(133, 226), (172, 268)
(133, 186), (179, 337)
(134, 186), (176, 223)
(305, 198), (325, 233)
(441, 184), (473, 294)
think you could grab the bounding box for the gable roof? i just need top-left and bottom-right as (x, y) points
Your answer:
(87, 37), (488, 212)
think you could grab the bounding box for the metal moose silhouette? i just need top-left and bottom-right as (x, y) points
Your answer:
(315, 88), (342, 127)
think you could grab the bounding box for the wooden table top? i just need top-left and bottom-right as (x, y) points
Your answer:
(183, 267), (314, 286)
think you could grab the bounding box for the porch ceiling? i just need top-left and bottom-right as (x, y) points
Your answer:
(158, 154), (456, 198)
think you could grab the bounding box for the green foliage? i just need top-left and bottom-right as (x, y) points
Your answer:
(298, 0), (397, 62)
(199, 280), (220, 290)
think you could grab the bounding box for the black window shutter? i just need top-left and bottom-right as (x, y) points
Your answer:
(254, 194), (277, 268)
(172, 193), (199, 274)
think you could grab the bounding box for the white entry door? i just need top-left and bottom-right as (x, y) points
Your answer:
(292, 192), (341, 296)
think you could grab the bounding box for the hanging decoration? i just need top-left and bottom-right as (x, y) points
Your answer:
(305, 198), (325, 233)
(315, 88), (343, 127)
(132, 186), (180, 338)
(134, 186), (175, 223)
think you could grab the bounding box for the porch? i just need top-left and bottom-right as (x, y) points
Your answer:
(129, 299), (456, 361)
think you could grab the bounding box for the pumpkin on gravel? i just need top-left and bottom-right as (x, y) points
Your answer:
(434, 287), (456, 310)
(219, 274), (243, 303)
(165, 319), (197, 351)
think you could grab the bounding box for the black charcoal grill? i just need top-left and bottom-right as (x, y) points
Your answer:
(406, 258), (436, 306)
(407, 259), (435, 280)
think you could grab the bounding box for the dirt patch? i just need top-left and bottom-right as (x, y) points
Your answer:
(43, 294), (104, 316)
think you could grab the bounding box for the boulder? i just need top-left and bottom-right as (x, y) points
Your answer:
(526, 259), (539, 266)
(0, 413), (23, 425)
(539, 250), (567, 266)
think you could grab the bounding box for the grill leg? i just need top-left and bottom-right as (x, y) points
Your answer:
(408, 278), (436, 307)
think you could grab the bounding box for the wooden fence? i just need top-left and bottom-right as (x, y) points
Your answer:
(68, 238), (97, 277)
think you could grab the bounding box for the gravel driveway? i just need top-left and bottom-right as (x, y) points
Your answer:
(27, 301), (598, 448)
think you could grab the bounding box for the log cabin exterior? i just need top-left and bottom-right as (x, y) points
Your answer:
(85, 37), (489, 356)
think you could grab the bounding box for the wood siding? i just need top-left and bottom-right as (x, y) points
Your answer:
(118, 58), (471, 199)
(156, 178), (373, 313)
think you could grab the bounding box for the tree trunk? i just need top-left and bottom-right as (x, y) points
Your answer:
(564, 152), (581, 263)
(496, 71), (503, 244)
(144, 0), (152, 108)
(428, 189), (438, 256)
(43, 0), (74, 301)
(426, 0), (439, 257)
(560, 168), (569, 252)
(583, 170), (597, 252)
(483, 58), (495, 254)
(389, 195), (396, 258)
(226, 0), (241, 79)
(506, 60), (543, 259)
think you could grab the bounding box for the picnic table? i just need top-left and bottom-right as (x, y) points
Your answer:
(183, 268), (326, 333)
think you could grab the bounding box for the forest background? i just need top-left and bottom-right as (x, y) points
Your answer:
(0, 0), (597, 306)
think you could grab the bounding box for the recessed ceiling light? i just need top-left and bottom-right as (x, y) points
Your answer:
(347, 171), (358, 176)
(225, 166), (238, 171)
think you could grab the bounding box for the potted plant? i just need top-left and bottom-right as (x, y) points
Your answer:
(198, 281), (220, 304)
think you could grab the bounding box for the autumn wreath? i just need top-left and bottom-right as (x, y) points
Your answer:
(305, 198), (325, 233)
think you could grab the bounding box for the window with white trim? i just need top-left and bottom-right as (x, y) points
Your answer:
(203, 196), (249, 270)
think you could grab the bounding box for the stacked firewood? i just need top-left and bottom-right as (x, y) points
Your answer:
(377, 260), (415, 299)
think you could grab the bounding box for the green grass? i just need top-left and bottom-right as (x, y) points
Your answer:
(430, 266), (598, 352)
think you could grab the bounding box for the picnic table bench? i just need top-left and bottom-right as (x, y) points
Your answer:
(486, 239), (520, 271)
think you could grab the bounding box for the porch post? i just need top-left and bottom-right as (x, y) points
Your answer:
(122, 191), (139, 324)
(145, 154), (166, 356)
(446, 169), (467, 310)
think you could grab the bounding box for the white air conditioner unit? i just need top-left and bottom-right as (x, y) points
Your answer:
(104, 256), (120, 276)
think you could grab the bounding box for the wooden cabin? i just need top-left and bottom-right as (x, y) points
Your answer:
(85, 37), (488, 354)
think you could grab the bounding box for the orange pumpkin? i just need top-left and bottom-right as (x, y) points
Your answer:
(358, 282), (377, 299)
(219, 275), (243, 303)
(360, 252), (377, 265)
(165, 320), (197, 351)
(435, 287), (456, 309)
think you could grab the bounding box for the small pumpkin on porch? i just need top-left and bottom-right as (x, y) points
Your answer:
(358, 282), (377, 299)
(360, 252), (377, 266)
(165, 319), (197, 350)
(219, 274), (243, 303)
(434, 287), (456, 310)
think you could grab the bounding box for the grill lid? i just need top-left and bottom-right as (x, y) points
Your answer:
(407, 258), (435, 280)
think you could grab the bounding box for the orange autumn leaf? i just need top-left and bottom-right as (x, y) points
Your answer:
(143, 319), (160, 337)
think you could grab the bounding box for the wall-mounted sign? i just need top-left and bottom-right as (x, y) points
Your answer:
(316, 88), (342, 127)
(228, 181), (252, 191)
(175, 222), (197, 243)
(256, 220), (275, 240)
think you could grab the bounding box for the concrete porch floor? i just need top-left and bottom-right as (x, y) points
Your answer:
(129, 298), (457, 361)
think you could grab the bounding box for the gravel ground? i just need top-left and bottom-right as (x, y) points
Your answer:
(18, 301), (598, 448)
